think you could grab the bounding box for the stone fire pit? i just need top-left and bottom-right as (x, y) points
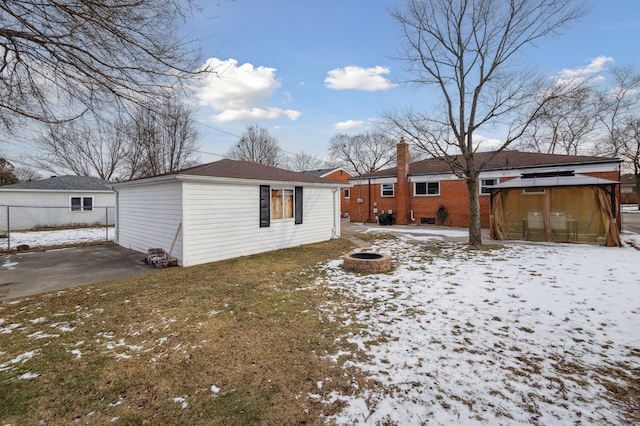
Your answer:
(342, 252), (392, 274)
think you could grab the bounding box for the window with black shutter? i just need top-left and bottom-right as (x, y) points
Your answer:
(260, 185), (270, 227)
(295, 186), (303, 224)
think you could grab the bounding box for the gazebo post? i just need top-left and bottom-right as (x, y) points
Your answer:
(545, 188), (552, 242)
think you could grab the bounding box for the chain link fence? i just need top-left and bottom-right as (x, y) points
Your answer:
(622, 205), (640, 234)
(1, 205), (115, 252)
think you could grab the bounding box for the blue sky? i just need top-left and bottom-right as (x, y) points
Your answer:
(187, 0), (640, 165)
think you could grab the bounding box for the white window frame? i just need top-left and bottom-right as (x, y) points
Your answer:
(522, 188), (546, 195)
(414, 181), (440, 196)
(344, 189), (350, 199)
(271, 188), (294, 220)
(70, 196), (94, 212)
(381, 183), (394, 197)
(480, 178), (497, 195)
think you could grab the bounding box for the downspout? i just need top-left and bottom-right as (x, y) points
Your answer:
(332, 187), (340, 238)
(367, 178), (371, 224)
(113, 187), (119, 243)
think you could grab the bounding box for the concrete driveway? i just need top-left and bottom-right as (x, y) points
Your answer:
(1, 244), (159, 301)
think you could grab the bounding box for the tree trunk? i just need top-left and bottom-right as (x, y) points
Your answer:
(635, 174), (640, 210)
(466, 175), (483, 248)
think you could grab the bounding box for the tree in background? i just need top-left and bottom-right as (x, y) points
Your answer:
(226, 125), (284, 168)
(516, 79), (602, 155)
(618, 116), (640, 209)
(386, 0), (587, 247)
(328, 131), (396, 175)
(125, 99), (201, 179)
(13, 166), (41, 183)
(0, 158), (20, 186)
(37, 118), (128, 181)
(0, 0), (204, 135)
(285, 151), (328, 172)
(595, 66), (640, 158)
(35, 97), (201, 180)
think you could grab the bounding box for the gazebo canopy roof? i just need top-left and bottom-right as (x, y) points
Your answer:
(492, 171), (619, 190)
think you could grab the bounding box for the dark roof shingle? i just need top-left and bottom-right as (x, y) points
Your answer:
(1, 175), (112, 191)
(356, 150), (620, 179)
(175, 159), (337, 184)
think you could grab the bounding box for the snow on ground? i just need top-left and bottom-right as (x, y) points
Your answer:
(319, 226), (640, 425)
(1, 227), (114, 250)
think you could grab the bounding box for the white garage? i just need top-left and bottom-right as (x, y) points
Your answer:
(112, 159), (345, 267)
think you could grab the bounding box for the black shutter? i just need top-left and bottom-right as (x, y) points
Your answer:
(260, 185), (270, 227)
(295, 186), (303, 224)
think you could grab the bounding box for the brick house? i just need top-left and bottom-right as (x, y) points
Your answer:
(347, 141), (621, 231)
(620, 174), (638, 205)
(303, 168), (352, 217)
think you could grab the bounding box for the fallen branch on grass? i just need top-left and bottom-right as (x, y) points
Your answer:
(625, 240), (640, 251)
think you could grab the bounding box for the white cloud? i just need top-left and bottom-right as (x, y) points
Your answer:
(334, 120), (365, 131)
(473, 134), (502, 151)
(195, 58), (301, 123)
(325, 66), (397, 91)
(211, 108), (301, 123)
(557, 56), (614, 79)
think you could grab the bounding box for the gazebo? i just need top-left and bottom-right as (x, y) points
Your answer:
(489, 171), (622, 247)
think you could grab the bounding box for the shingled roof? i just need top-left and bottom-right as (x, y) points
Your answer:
(356, 150), (620, 179)
(160, 159), (339, 185)
(1, 175), (112, 191)
(302, 168), (338, 177)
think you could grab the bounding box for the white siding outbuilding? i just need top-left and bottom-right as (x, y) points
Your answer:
(112, 160), (345, 267)
(0, 175), (115, 230)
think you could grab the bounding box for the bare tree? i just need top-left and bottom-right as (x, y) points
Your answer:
(328, 131), (396, 175)
(386, 0), (587, 247)
(517, 79), (602, 155)
(594, 66), (640, 158)
(285, 151), (328, 172)
(226, 125), (284, 167)
(36, 117), (128, 181)
(126, 99), (201, 179)
(618, 116), (640, 208)
(0, 0), (205, 134)
(13, 165), (41, 182)
(0, 158), (19, 185)
(36, 97), (201, 180)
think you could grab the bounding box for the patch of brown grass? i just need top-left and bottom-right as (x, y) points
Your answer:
(0, 238), (364, 425)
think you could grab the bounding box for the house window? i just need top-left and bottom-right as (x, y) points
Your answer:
(344, 189), (350, 199)
(260, 186), (303, 227)
(70, 196), (93, 212)
(271, 189), (294, 219)
(414, 182), (440, 196)
(381, 184), (394, 197)
(480, 179), (497, 194)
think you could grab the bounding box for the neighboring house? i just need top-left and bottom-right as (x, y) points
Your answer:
(112, 159), (346, 267)
(303, 167), (353, 217)
(348, 141), (621, 235)
(0, 175), (115, 231)
(620, 174), (638, 205)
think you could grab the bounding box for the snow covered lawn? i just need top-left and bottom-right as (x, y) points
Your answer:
(319, 228), (640, 425)
(1, 227), (114, 250)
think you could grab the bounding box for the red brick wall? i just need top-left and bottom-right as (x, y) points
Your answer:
(320, 169), (352, 217)
(347, 170), (621, 228)
(395, 142), (411, 224)
(322, 169), (351, 183)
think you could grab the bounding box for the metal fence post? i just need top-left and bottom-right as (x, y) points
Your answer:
(105, 206), (109, 241)
(6, 205), (10, 251)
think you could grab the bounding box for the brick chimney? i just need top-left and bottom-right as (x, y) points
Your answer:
(395, 138), (410, 225)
